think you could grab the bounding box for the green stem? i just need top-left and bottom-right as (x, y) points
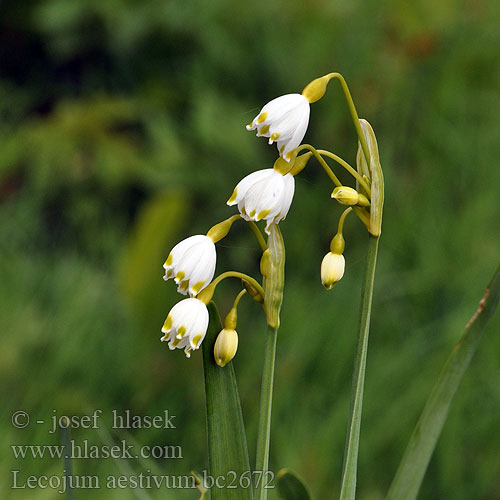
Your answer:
(326, 73), (371, 166)
(296, 144), (343, 187)
(340, 235), (379, 500)
(198, 271), (265, 305)
(255, 325), (279, 500)
(249, 221), (268, 252)
(232, 289), (247, 309)
(317, 149), (371, 198)
(337, 207), (353, 235)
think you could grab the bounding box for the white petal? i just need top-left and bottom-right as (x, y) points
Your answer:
(268, 97), (309, 141)
(281, 104), (310, 158)
(275, 173), (295, 222)
(164, 235), (216, 294)
(243, 175), (284, 218)
(261, 94), (305, 121)
(166, 298), (208, 347)
(255, 172), (286, 217)
(228, 169), (274, 206)
(187, 303), (209, 347)
(187, 249), (216, 295)
(169, 235), (205, 263)
(169, 335), (189, 351)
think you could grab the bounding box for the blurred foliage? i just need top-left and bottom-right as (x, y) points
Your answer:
(1, 0), (499, 499)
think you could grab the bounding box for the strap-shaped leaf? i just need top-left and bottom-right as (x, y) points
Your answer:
(202, 302), (253, 500)
(386, 263), (500, 500)
(276, 469), (312, 500)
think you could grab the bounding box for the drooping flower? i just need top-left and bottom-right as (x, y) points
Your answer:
(163, 235), (216, 296)
(161, 298), (209, 357)
(321, 252), (345, 290)
(246, 94), (310, 160)
(227, 168), (295, 234)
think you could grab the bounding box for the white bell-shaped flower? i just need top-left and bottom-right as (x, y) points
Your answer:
(161, 298), (209, 358)
(246, 94), (310, 160)
(321, 252), (345, 290)
(163, 235), (216, 296)
(227, 168), (295, 234)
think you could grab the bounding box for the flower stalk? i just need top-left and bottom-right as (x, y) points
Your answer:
(254, 325), (278, 500)
(255, 224), (285, 500)
(323, 72), (371, 166)
(340, 235), (380, 500)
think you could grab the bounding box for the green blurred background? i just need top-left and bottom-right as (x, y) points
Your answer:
(1, 0), (499, 498)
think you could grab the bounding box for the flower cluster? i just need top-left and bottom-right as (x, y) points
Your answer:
(160, 73), (379, 361)
(160, 81), (320, 359)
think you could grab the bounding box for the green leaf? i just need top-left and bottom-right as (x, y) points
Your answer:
(202, 302), (253, 500)
(386, 263), (500, 500)
(276, 469), (312, 500)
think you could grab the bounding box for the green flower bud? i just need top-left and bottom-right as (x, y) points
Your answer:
(332, 186), (359, 206)
(331, 186), (370, 207)
(242, 279), (264, 304)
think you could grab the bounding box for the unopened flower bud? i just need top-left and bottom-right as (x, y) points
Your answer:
(242, 279), (264, 304)
(332, 186), (359, 205)
(214, 328), (239, 367)
(321, 252), (345, 290)
(331, 186), (370, 207)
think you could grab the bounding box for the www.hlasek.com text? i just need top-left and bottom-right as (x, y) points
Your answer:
(12, 440), (182, 460)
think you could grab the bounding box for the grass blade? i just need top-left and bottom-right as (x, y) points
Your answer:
(276, 469), (312, 500)
(202, 302), (253, 500)
(386, 263), (500, 500)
